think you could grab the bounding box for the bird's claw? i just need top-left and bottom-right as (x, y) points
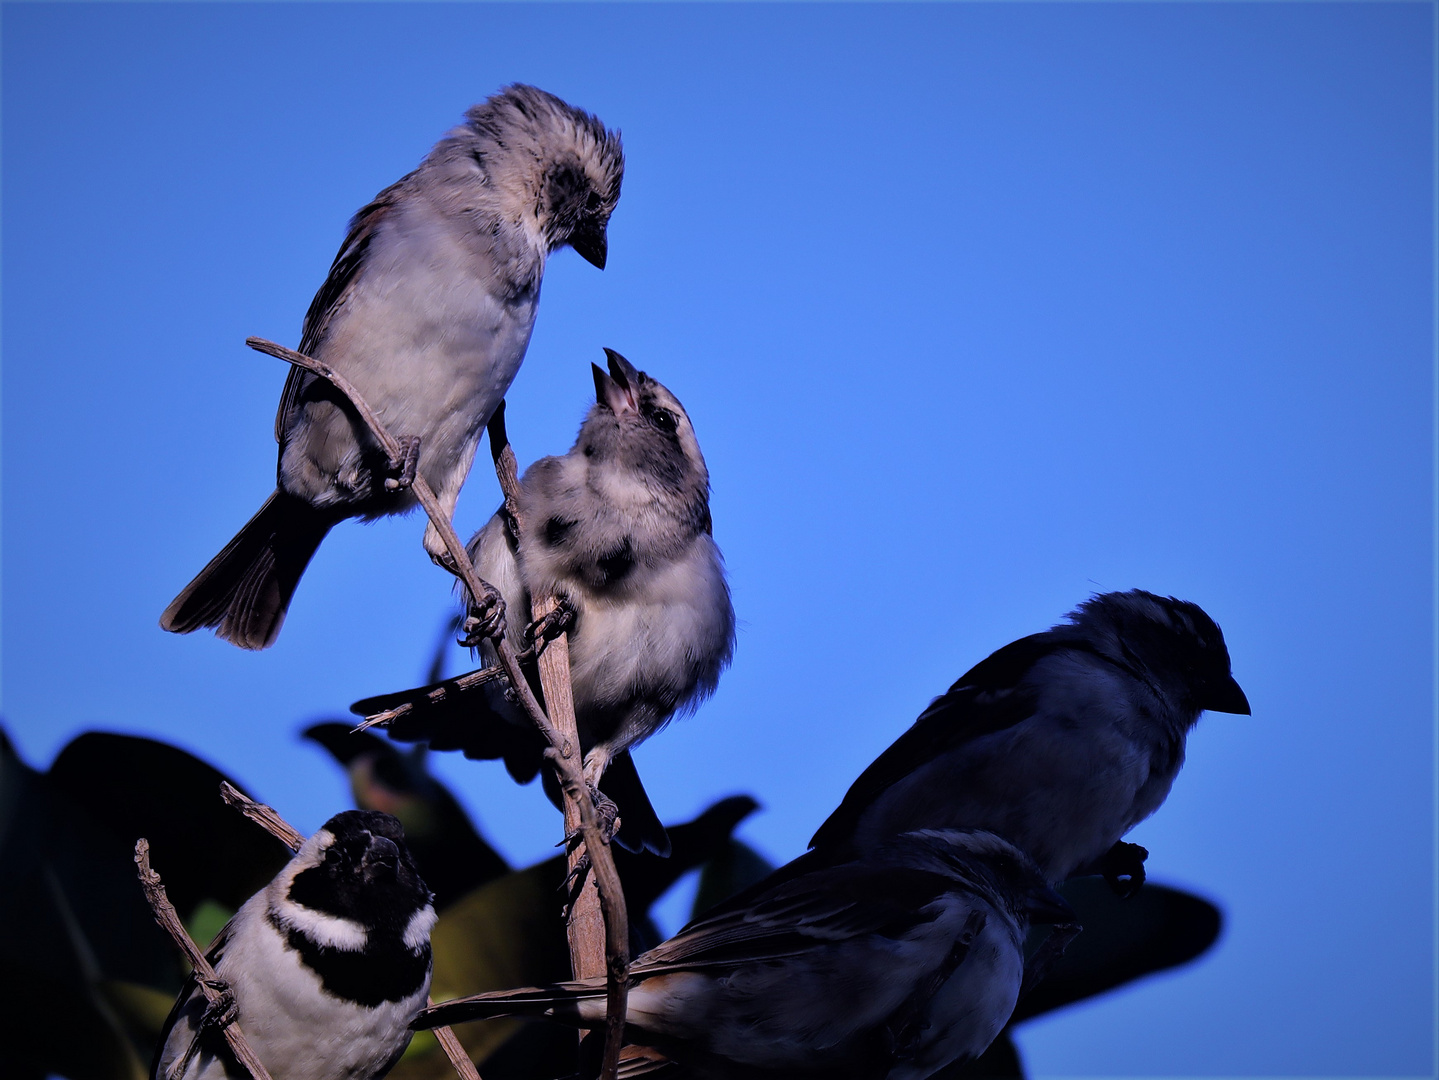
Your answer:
(560, 783), (622, 853)
(589, 783), (621, 844)
(199, 979), (238, 1032)
(384, 436), (421, 492)
(557, 782), (621, 915)
(561, 850), (593, 917)
(524, 597), (577, 658)
(457, 592), (507, 648)
(167, 981), (238, 1080)
(1101, 841), (1148, 898)
(429, 545), (461, 575)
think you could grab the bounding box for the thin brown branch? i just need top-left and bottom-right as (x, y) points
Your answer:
(352, 664), (506, 732)
(219, 782), (305, 851)
(245, 338), (565, 754)
(487, 405), (630, 1080)
(246, 335), (629, 1080)
(215, 783), (483, 1080)
(134, 839), (276, 1080)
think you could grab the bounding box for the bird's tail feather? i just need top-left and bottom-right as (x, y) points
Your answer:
(416, 982), (603, 1030)
(601, 751), (670, 857)
(160, 491), (331, 650)
(356, 675), (548, 783)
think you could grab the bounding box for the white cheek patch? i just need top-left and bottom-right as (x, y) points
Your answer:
(403, 905), (438, 951)
(273, 899), (368, 951)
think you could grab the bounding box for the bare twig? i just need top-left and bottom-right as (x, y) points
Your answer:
(215, 783), (482, 1080)
(219, 782), (305, 851)
(246, 336), (630, 1080)
(487, 405), (630, 1080)
(244, 339), (564, 754)
(352, 664), (506, 732)
(134, 839), (276, 1080)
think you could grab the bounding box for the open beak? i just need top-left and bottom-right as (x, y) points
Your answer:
(604, 348), (641, 387)
(592, 354), (637, 414)
(1203, 674), (1251, 716)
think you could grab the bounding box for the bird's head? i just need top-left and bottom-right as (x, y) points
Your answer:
(284, 810), (434, 938)
(1071, 590), (1251, 718)
(465, 84), (623, 268)
(583, 349), (711, 524)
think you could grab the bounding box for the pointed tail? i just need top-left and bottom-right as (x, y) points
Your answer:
(353, 668), (549, 784)
(415, 982), (603, 1031)
(160, 491), (331, 650)
(601, 751), (671, 858)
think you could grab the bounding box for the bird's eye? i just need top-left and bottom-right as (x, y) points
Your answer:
(645, 407), (678, 435)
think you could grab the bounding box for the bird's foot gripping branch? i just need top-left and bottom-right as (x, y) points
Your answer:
(244, 336), (631, 1080)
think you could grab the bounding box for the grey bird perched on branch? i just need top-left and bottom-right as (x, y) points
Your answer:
(153, 811), (435, 1080)
(355, 350), (734, 855)
(416, 829), (1073, 1080)
(161, 84), (624, 649)
(810, 590), (1251, 894)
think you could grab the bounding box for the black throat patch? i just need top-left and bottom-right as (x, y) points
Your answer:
(268, 910), (430, 1007)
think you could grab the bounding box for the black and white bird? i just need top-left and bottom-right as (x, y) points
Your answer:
(416, 829), (1073, 1080)
(161, 84), (624, 649)
(810, 590), (1251, 892)
(355, 350), (734, 855)
(152, 811), (435, 1080)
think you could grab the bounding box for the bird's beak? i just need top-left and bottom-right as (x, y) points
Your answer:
(593, 350), (638, 414)
(1026, 884), (1077, 925)
(604, 347), (642, 387)
(362, 835), (400, 880)
(569, 220), (608, 269)
(1203, 675), (1251, 716)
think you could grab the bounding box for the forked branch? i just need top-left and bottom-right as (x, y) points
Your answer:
(244, 337), (630, 1080)
(488, 404), (630, 1077)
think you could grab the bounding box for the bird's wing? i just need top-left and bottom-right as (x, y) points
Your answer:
(631, 864), (956, 975)
(809, 628), (1096, 852)
(274, 175), (412, 443)
(150, 922), (235, 1080)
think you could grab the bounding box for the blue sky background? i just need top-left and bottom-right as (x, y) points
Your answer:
(3, 3), (1433, 1075)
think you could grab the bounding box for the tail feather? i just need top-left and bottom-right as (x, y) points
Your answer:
(160, 492), (331, 650)
(601, 751), (671, 857)
(355, 674), (547, 782)
(416, 982), (601, 1030)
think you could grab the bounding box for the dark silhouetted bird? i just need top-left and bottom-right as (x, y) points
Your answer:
(418, 829), (1072, 1080)
(810, 590), (1250, 893)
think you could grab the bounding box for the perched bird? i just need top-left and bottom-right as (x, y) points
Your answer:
(161, 84), (624, 649)
(417, 829), (1073, 1080)
(152, 811), (435, 1080)
(810, 590), (1251, 892)
(355, 350), (735, 855)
